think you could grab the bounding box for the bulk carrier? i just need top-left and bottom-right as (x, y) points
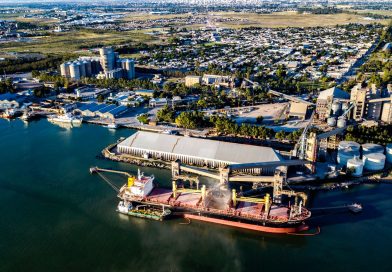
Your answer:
(91, 167), (311, 234)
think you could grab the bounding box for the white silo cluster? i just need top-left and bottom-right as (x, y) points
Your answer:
(60, 59), (101, 80)
(60, 47), (136, 81)
(327, 100), (348, 128)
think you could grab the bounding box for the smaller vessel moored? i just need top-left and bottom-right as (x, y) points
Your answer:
(2, 108), (18, 119)
(107, 122), (118, 129)
(20, 110), (37, 122)
(117, 201), (171, 221)
(48, 112), (83, 125)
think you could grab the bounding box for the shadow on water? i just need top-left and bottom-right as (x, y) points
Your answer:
(306, 184), (389, 227)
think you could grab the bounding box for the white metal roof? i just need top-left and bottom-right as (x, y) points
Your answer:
(318, 87), (350, 100)
(118, 131), (282, 164)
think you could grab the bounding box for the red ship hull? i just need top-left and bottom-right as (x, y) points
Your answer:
(184, 214), (309, 234)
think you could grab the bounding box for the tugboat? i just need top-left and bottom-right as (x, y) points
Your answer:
(117, 201), (171, 221)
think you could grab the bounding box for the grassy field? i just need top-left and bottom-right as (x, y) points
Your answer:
(0, 10), (58, 25)
(0, 30), (158, 54)
(344, 9), (392, 17)
(211, 11), (390, 28)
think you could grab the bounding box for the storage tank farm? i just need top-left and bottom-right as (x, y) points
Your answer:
(338, 141), (389, 174)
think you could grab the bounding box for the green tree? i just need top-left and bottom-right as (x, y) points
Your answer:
(137, 114), (149, 124)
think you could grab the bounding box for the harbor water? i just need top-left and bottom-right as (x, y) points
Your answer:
(0, 119), (391, 272)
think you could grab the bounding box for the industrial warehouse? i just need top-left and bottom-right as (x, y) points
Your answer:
(116, 131), (283, 174)
(75, 102), (128, 119)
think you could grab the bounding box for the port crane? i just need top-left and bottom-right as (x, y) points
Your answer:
(171, 161), (308, 207)
(292, 110), (315, 160)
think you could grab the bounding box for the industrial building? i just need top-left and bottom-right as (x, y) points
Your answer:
(60, 47), (135, 80)
(288, 102), (308, 120)
(0, 93), (28, 109)
(315, 84), (392, 125)
(315, 87), (350, 120)
(350, 83), (388, 121)
(75, 103), (128, 119)
(117, 131), (283, 174)
(185, 75), (202, 87)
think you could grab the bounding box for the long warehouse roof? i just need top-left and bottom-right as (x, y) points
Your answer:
(118, 131), (283, 164)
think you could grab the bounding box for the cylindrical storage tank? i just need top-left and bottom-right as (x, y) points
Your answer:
(332, 101), (341, 116)
(386, 143), (392, 163)
(342, 102), (349, 112)
(362, 143), (384, 155)
(347, 157), (364, 177)
(69, 63), (81, 80)
(99, 47), (115, 72)
(337, 117), (347, 128)
(327, 117), (337, 127)
(84, 61), (92, 77)
(363, 153), (386, 171)
(60, 62), (70, 77)
(91, 60), (101, 74)
(78, 61), (86, 77)
(124, 59), (135, 79)
(338, 141), (360, 153)
(338, 149), (359, 166)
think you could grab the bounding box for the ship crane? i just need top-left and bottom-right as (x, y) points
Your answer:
(172, 161), (308, 208)
(295, 110), (315, 160)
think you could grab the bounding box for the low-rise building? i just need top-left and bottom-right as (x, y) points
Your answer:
(0, 93), (28, 109)
(135, 89), (154, 97)
(185, 75), (201, 87)
(149, 98), (168, 107)
(316, 87), (349, 120)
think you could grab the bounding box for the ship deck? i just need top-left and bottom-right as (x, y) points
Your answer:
(120, 187), (310, 223)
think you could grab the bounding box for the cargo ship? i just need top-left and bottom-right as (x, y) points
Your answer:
(91, 167), (311, 234)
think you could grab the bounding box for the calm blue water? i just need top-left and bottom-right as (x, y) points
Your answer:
(0, 119), (391, 272)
